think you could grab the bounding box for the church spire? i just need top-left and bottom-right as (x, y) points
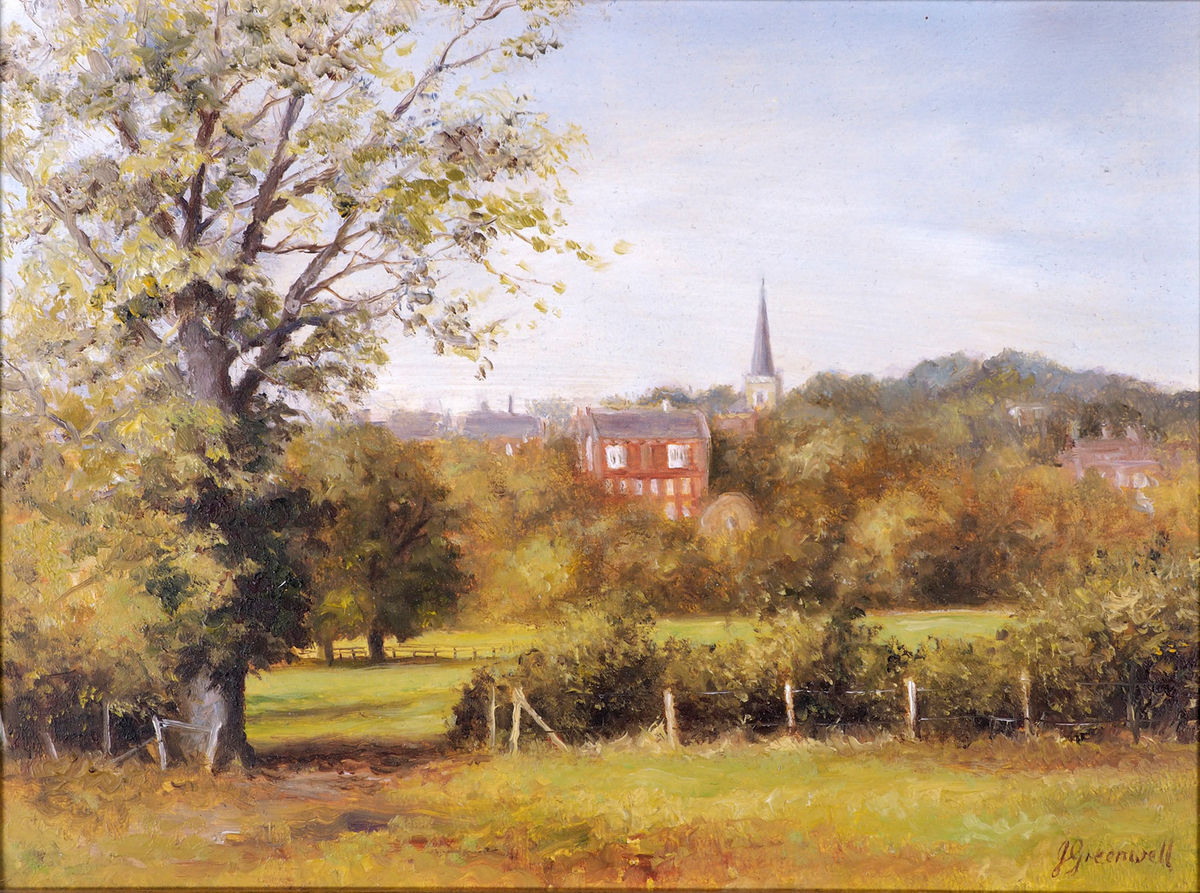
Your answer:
(749, 277), (775, 377)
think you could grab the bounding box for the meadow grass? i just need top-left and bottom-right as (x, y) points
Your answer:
(5, 734), (1194, 889)
(247, 660), (476, 745)
(871, 608), (1020, 649)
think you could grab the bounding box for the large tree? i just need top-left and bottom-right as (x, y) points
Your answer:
(2, 0), (583, 766)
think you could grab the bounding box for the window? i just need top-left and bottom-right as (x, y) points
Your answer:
(634, 479), (644, 496)
(667, 444), (690, 468)
(640, 444), (652, 467)
(682, 504), (691, 518)
(681, 477), (692, 496)
(664, 503), (677, 520)
(604, 479), (613, 494)
(586, 436), (594, 471)
(650, 479), (659, 496)
(665, 479), (675, 496)
(606, 444), (627, 469)
(619, 478), (628, 494)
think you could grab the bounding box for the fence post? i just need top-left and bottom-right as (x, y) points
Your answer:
(513, 689), (569, 751)
(905, 679), (919, 740)
(152, 716), (167, 770)
(1019, 670), (1033, 739)
(663, 689), (679, 749)
(205, 721), (222, 771)
(1126, 662), (1141, 745)
(102, 701), (112, 756)
(509, 691), (522, 754)
(488, 684), (497, 752)
(784, 681), (796, 732)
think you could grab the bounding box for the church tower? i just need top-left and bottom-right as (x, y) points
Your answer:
(744, 279), (782, 411)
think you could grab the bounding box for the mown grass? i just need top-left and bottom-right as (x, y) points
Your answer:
(5, 735), (1194, 889)
(871, 608), (1019, 649)
(247, 661), (474, 746)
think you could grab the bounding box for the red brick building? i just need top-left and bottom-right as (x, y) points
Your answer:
(577, 407), (710, 519)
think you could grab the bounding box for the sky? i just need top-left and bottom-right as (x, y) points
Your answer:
(371, 0), (1200, 415)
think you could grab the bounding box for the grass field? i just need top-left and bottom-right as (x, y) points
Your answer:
(318, 609), (1016, 657)
(247, 661), (474, 746)
(15, 607), (1187, 890)
(5, 735), (1194, 889)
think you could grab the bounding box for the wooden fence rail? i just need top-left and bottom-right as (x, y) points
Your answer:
(298, 643), (515, 662)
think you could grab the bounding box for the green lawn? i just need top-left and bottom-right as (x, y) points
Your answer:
(247, 661), (478, 746)
(871, 608), (1020, 649)
(655, 615), (758, 644)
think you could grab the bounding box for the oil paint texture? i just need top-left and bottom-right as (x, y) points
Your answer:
(1, 1), (1197, 890)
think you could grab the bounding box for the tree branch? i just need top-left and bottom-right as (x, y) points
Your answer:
(31, 188), (113, 277)
(181, 111), (219, 248)
(236, 94), (304, 267)
(230, 210), (360, 411)
(392, 0), (518, 120)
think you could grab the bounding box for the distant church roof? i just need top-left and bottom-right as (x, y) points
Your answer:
(749, 279), (776, 377)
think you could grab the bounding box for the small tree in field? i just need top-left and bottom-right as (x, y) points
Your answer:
(2, 0), (584, 766)
(288, 425), (465, 663)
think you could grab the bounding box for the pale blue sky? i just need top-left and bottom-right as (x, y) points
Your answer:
(374, 0), (1199, 413)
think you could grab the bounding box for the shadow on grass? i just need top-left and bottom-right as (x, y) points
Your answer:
(254, 738), (454, 773)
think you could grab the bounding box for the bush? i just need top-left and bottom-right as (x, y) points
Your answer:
(450, 561), (1197, 747)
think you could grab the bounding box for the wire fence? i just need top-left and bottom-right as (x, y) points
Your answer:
(498, 676), (1197, 752)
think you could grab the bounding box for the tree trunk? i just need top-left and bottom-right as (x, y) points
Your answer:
(323, 636), (335, 666)
(367, 624), (386, 663)
(186, 669), (255, 771)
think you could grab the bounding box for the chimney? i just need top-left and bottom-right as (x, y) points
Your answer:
(508, 394), (515, 414)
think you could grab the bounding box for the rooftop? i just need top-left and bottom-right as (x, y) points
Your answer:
(587, 408), (709, 440)
(460, 411), (544, 440)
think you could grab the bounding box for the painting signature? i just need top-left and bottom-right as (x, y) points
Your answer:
(1051, 837), (1174, 877)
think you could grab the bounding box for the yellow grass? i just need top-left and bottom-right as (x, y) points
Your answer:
(4, 735), (1195, 889)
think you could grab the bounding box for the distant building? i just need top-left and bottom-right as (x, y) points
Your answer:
(1059, 425), (1160, 513)
(381, 409), (446, 441)
(459, 398), (546, 455)
(577, 406), (710, 519)
(713, 280), (783, 435)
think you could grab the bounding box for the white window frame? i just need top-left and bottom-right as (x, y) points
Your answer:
(681, 477), (692, 496)
(634, 479), (644, 496)
(650, 479), (659, 496)
(664, 502), (677, 520)
(667, 443), (690, 468)
(606, 443), (628, 469)
(665, 478), (675, 496)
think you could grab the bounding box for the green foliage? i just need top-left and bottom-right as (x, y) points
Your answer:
(1, 0), (586, 761)
(1013, 551), (1199, 731)
(287, 424), (466, 657)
